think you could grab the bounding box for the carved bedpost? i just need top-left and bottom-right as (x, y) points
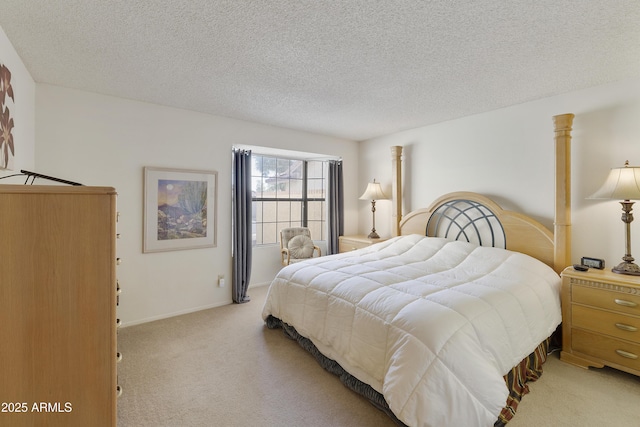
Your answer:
(553, 113), (574, 273)
(391, 146), (403, 236)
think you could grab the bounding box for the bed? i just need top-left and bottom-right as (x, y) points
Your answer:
(261, 114), (575, 426)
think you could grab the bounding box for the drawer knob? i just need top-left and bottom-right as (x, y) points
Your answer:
(615, 349), (639, 360)
(615, 323), (638, 332)
(614, 299), (638, 308)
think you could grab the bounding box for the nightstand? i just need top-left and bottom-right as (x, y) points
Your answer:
(338, 235), (388, 253)
(560, 266), (640, 376)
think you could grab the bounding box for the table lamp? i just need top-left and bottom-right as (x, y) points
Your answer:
(359, 179), (388, 239)
(589, 160), (640, 275)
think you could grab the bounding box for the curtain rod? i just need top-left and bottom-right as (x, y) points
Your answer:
(233, 145), (341, 162)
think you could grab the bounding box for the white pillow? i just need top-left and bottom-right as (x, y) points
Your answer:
(288, 235), (315, 259)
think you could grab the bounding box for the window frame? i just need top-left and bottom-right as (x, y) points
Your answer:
(252, 154), (327, 246)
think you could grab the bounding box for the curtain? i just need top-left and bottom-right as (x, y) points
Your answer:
(232, 148), (252, 303)
(327, 160), (344, 255)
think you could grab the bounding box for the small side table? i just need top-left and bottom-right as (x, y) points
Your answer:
(338, 235), (388, 253)
(560, 266), (640, 377)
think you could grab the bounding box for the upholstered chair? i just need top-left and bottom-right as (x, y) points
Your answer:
(280, 227), (321, 266)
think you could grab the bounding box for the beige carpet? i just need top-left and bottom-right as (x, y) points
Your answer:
(117, 285), (640, 426)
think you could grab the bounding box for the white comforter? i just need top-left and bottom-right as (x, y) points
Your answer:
(262, 235), (562, 427)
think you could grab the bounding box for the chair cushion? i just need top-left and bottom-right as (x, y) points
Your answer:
(288, 235), (315, 259)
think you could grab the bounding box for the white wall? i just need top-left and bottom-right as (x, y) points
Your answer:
(35, 84), (359, 326)
(359, 77), (640, 270)
(10, 10), (640, 324)
(0, 25), (35, 179)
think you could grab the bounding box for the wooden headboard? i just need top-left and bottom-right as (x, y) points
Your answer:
(392, 113), (575, 274)
(400, 191), (555, 268)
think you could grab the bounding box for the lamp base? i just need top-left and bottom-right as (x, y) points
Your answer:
(612, 261), (640, 276)
(367, 231), (380, 239)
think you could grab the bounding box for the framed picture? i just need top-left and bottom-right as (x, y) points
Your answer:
(143, 167), (217, 253)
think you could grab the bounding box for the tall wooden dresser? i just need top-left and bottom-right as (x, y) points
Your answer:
(0, 185), (118, 426)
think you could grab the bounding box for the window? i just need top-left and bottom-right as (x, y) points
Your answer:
(252, 155), (326, 245)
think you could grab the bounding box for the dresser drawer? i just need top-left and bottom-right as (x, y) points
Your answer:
(572, 305), (640, 343)
(573, 285), (640, 316)
(572, 328), (640, 371)
(338, 235), (387, 253)
(339, 239), (368, 252)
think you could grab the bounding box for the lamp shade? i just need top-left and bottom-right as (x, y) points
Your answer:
(589, 161), (640, 201)
(359, 180), (388, 201)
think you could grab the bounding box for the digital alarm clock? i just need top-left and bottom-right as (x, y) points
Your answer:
(580, 257), (605, 270)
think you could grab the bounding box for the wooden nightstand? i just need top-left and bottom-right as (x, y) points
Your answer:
(561, 266), (640, 376)
(338, 235), (388, 253)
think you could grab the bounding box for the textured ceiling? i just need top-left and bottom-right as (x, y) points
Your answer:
(1, 1), (639, 141)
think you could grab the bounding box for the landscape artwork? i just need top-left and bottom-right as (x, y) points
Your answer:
(157, 179), (207, 240)
(144, 167), (217, 253)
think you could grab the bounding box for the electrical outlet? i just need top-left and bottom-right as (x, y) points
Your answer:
(218, 275), (225, 287)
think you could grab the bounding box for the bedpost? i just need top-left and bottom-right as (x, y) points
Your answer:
(553, 113), (574, 273)
(391, 146), (403, 237)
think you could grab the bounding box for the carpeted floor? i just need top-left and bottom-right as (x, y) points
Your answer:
(117, 285), (640, 426)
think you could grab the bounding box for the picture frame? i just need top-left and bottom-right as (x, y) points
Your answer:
(143, 167), (217, 253)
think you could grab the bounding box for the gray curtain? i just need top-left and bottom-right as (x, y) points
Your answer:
(327, 160), (344, 255)
(232, 149), (252, 303)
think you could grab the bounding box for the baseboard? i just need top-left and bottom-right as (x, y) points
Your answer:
(250, 282), (272, 288)
(120, 299), (233, 328)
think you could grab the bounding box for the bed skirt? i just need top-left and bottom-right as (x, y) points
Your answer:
(265, 315), (553, 427)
